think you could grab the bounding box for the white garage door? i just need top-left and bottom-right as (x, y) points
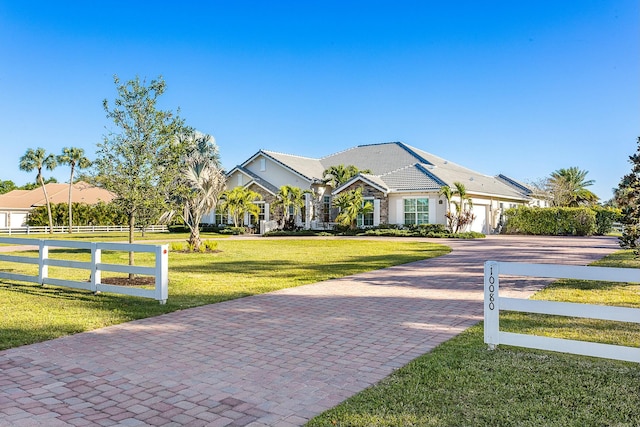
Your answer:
(471, 205), (487, 233)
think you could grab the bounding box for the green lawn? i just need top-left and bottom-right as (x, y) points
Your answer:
(0, 238), (450, 350)
(0, 231), (219, 244)
(307, 249), (640, 427)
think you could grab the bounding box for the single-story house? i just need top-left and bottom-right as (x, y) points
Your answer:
(0, 182), (115, 228)
(214, 141), (538, 234)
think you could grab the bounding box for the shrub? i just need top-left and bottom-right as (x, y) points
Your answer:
(218, 227), (244, 235)
(202, 240), (218, 251)
(168, 225), (190, 233)
(503, 206), (597, 236)
(169, 241), (186, 251)
(592, 206), (621, 235)
(363, 225), (484, 239)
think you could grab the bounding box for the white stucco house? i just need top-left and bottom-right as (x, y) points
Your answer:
(211, 141), (537, 234)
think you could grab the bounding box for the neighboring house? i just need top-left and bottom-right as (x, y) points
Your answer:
(0, 182), (115, 228)
(217, 141), (535, 234)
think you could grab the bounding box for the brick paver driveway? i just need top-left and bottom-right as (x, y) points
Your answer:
(0, 235), (620, 426)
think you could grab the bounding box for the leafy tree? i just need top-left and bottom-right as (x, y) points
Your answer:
(333, 187), (373, 230)
(166, 133), (226, 250)
(0, 180), (17, 194)
(20, 177), (57, 191)
(95, 75), (188, 268)
(57, 147), (92, 233)
(440, 182), (475, 233)
(322, 164), (372, 188)
(547, 167), (598, 207)
(19, 148), (57, 233)
(616, 137), (640, 255)
(218, 186), (262, 227)
(272, 185), (308, 230)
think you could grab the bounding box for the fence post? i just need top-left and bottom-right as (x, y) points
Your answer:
(38, 240), (49, 286)
(484, 261), (500, 350)
(155, 244), (169, 304)
(91, 242), (101, 294)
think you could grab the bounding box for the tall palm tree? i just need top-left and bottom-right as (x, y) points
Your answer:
(547, 167), (598, 207)
(218, 186), (262, 227)
(440, 182), (475, 233)
(179, 134), (225, 249)
(333, 187), (373, 230)
(19, 148), (57, 233)
(273, 185), (307, 229)
(57, 147), (91, 233)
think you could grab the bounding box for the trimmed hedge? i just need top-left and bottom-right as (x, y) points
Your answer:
(502, 206), (620, 236)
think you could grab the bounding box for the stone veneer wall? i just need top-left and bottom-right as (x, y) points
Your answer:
(337, 182), (389, 224)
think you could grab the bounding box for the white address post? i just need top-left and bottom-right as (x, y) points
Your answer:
(484, 260), (500, 350)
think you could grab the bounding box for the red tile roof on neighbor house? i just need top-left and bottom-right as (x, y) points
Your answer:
(0, 182), (116, 209)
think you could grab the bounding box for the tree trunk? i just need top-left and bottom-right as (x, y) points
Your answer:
(68, 167), (75, 233)
(128, 212), (135, 279)
(187, 208), (202, 251)
(188, 226), (202, 251)
(40, 176), (54, 234)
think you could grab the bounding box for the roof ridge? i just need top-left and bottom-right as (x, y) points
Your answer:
(263, 149), (319, 161)
(379, 163), (421, 176)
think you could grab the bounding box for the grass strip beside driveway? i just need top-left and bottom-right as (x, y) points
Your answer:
(307, 249), (640, 427)
(0, 238), (450, 350)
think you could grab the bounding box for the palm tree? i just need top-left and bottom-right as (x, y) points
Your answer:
(218, 186), (262, 227)
(547, 167), (598, 207)
(57, 147), (91, 233)
(179, 134), (226, 249)
(322, 164), (372, 188)
(19, 148), (57, 233)
(333, 187), (373, 230)
(273, 185), (308, 229)
(440, 182), (475, 233)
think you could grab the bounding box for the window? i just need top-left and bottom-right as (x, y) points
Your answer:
(215, 208), (228, 226)
(259, 158), (266, 172)
(237, 174), (243, 186)
(357, 198), (374, 227)
(323, 195), (331, 222)
(404, 198), (429, 225)
(252, 202), (266, 225)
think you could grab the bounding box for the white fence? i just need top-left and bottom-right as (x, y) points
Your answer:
(0, 225), (168, 235)
(484, 261), (640, 363)
(0, 237), (168, 304)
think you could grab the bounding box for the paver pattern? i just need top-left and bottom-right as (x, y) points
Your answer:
(0, 235), (620, 426)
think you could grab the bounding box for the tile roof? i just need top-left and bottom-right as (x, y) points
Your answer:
(238, 142), (529, 200)
(0, 182), (115, 209)
(378, 164), (445, 191)
(496, 174), (533, 195)
(235, 166), (280, 194)
(261, 150), (325, 182)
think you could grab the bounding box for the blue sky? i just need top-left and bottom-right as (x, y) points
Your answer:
(1, 1), (638, 201)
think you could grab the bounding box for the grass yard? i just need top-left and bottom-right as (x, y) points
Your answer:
(307, 249), (640, 427)
(0, 231), (218, 244)
(0, 238), (450, 350)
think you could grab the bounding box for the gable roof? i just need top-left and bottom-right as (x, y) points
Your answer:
(378, 163), (447, 191)
(243, 150), (324, 182)
(229, 165), (280, 195)
(0, 182), (115, 209)
(333, 173), (390, 195)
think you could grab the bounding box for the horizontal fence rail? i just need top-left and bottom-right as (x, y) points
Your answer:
(0, 225), (168, 235)
(484, 261), (640, 363)
(0, 237), (169, 303)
